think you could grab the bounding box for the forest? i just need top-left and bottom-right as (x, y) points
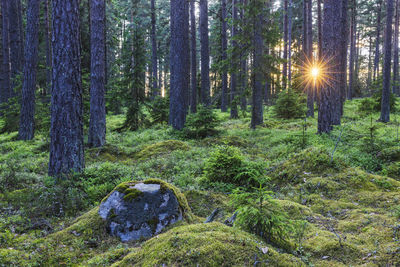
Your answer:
(1, 0), (400, 266)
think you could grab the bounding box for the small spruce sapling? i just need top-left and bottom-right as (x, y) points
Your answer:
(231, 177), (296, 250)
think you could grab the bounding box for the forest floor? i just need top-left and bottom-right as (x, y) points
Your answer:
(1, 100), (400, 266)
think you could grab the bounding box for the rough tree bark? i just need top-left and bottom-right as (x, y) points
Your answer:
(18, 0), (40, 141)
(317, 0), (322, 60)
(318, 0), (343, 133)
(151, 0), (158, 96)
(287, 0), (292, 87)
(282, 0), (288, 90)
(251, 6), (263, 129)
(44, 0), (51, 95)
(17, 0), (23, 64)
(230, 0), (238, 119)
(373, 0), (382, 81)
(200, 0), (210, 105)
(239, 0), (247, 111)
(88, 0), (106, 148)
(169, 0), (189, 130)
(1, 0), (11, 104)
(367, 35), (373, 94)
(348, 0), (356, 100)
(190, 0), (197, 113)
(221, 0), (228, 112)
(9, 0), (23, 94)
(393, 0), (400, 95)
(380, 0), (394, 122)
(48, 0), (84, 177)
(332, 0), (348, 125)
(305, 0), (314, 117)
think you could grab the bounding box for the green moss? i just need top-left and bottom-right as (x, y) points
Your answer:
(86, 144), (130, 163)
(275, 199), (313, 220)
(134, 140), (190, 161)
(271, 147), (347, 185)
(35, 207), (121, 265)
(122, 187), (143, 201)
(86, 248), (136, 266)
(378, 146), (400, 162)
(201, 135), (249, 148)
(112, 223), (305, 267)
(0, 248), (31, 266)
(184, 190), (232, 219)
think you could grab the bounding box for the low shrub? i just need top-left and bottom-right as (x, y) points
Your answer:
(183, 105), (219, 138)
(274, 90), (307, 119)
(231, 181), (300, 251)
(148, 96), (169, 125)
(202, 145), (264, 188)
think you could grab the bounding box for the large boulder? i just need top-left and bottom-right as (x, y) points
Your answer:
(99, 179), (190, 242)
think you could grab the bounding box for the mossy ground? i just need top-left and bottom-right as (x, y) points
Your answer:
(1, 100), (400, 266)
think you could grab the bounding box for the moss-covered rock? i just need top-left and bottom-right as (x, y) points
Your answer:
(99, 179), (193, 242)
(112, 222), (305, 267)
(134, 140), (190, 161)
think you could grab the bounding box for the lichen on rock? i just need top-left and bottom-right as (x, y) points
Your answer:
(99, 179), (191, 242)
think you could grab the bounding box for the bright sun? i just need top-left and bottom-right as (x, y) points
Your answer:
(311, 67), (320, 79)
(296, 54), (334, 94)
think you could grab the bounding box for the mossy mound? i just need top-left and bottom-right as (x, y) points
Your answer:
(270, 147), (347, 185)
(271, 152), (400, 265)
(85, 247), (137, 266)
(33, 207), (120, 265)
(112, 222), (305, 267)
(86, 144), (131, 163)
(0, 248), (31, 266)
(378, 146), (400, 162)
(134, 140), (190, 161)
(201, 135), (249, 148)
(184, 190), (232, 220)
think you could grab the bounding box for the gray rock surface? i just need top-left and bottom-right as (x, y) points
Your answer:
(99, 182), (183, 242)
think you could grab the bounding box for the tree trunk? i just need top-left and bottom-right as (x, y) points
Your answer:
(251, 6), (263, 129)
(287, 0), (292, 88)
(230, 0), (238, 119)
(151, 0), (158, 96)
(317, 0), (322, 60)
(1, 0), (11, 104)
(49, 0), (84, 177)
(169, 0), (189, 130)
(44, 0), (51, 95)
(348, 0), (356, 100)
(367, 35), (373, 94)
(318, 0), (343, 133)
(239, 0), (247, 111)
(18, 0), (39, 141)
(17, 0), (23, 67)
(380, 0), (394, 122)
(9, 0), (23, 95)
(221, 0), (228, 112)
(282, 0), (288, 90)
(393, 0), (400, 95)
(200, 0), (210, 105)
(333, 0), (348, 124)
(190, 0), (197, 113)
(373, 0), (382, 81)
(88, 0), (106, 147)
(305, 0), (314, 117)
